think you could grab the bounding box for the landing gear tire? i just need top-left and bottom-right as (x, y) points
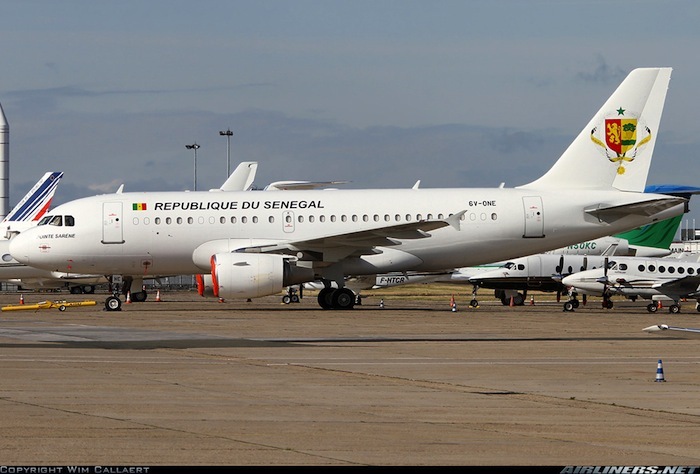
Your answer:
(331, 288), (355, 310)
(469, 299), (479, 308)
(131, 291), (148, 303)
(602, 299), (614, 309)
(282, 295), (292, 304)
(669, 304), (681, 314)
(105, 296), (122, 311)
(70, 286), (83, 294)
(647, 303), (658, 313)
(317, 288), (334, 310)
(58, 305), (66, 312)
(500, 293), (525, 306)
(291, 294), (300, 303)
(563, 301), (575, 312)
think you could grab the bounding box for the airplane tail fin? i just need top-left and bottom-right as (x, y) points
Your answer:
(218, 162), (258, 192)
(520, 68), (672, 192)
(613, 214), (682, 256)
(1, 171), (63, 223)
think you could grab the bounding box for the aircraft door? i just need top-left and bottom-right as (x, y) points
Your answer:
(283, 211), (295, 233)
(522, 196), (544, 238)
(526, 256), (542, 277)
(102, 202), (125, 244)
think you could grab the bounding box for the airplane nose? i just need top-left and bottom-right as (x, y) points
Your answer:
(9, 234), (31, 264)
(561, 275), (575, 286)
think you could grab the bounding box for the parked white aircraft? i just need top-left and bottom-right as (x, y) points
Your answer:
(561, 253), (700, 313)
(8, 68), (687, 310)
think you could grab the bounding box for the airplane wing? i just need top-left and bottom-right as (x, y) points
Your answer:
(643, 324), (700, 339)
(238, 212), (465, 262)
(264, 180), (349, 190)
(584, 197), (687, 223)
(652, 275), (700, 296)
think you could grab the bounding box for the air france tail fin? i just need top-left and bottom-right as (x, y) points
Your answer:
(520, 67), (672, 192)
(1, 171), (63, 223)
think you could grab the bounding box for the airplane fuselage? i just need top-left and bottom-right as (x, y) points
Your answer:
(10, 187), (684, 281)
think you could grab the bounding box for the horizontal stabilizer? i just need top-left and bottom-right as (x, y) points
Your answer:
(264, 180), (349, 191)
(585, 197), (686, 222)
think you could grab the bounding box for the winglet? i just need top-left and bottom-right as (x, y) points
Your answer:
(218, 162), (258, 191)
(445, 210), (466, 230)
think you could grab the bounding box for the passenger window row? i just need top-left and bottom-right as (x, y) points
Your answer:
(617, 262), (700, 275)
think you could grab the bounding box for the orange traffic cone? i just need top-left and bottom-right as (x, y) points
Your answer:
(218, 297), (225, 303)
(450, 294), (456, 312)
(126, 291), (132, 303)
(509, 295), (515, 307)
(530, 295), (535, 305)
(155, 290), (161, 302)
(658, 300), (663, 309)
(19, 294), (24, 305)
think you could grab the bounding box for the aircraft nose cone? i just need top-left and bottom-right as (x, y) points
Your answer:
(9, 235), (31, 264)
(561, 275), (576, 286)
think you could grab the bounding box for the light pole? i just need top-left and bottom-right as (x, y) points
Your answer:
(219, 128), (233, 176)
(185, 143), (200, 191)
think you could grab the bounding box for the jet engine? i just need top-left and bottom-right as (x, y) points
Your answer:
(210, 252), (314, 300)
(195, 273), (216, 297)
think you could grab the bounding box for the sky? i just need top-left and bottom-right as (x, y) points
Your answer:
(1, 0), (700, 233)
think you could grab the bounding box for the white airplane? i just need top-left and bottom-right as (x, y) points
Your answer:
(0, 172), (107, 293)
(561, 253), (700, 313)
(8, 67), (687, 311)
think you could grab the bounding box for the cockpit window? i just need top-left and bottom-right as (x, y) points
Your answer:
(504, 262), (516, 269)
(36, 214), (73, 226)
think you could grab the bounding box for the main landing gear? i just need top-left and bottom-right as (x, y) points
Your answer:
(317, 287), (356, 310)
(646, 301), (682, 314)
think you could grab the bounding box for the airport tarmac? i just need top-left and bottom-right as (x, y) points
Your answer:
(0, 287), (699, 466)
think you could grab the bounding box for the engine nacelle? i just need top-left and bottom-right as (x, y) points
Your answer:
(210, 253), (314, 299)
(196, 274), (216, 297)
